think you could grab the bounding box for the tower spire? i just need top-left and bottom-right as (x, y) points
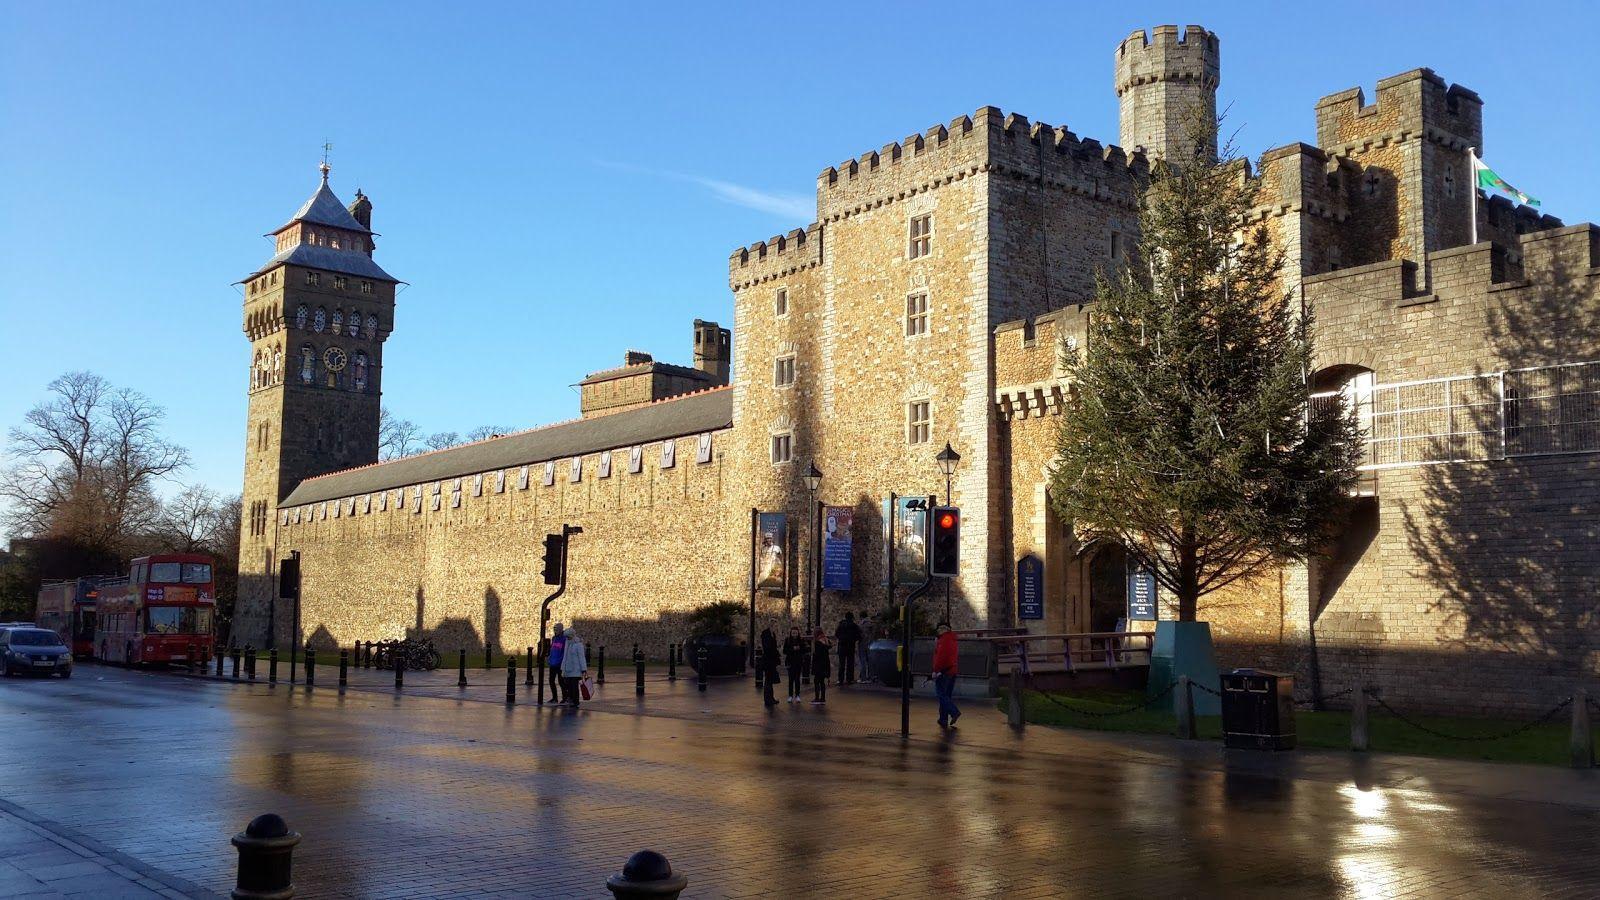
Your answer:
(320, 141), (333, 183)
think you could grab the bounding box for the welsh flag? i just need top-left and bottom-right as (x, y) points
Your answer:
(1472, 154), (1540, 208)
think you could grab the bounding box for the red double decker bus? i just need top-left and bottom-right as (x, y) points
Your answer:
(95, 553), (217, 666)
(34, 577), (100, 659)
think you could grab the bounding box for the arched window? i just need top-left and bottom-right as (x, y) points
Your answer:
(300, 344), (316, 384)
(313, 307), (327, 333)
(331, 309), (343, 334)
(364, 314), (378, 339)
(347, 313), (360, 337)
(295, 304), (308, 329)
(353, 351), (368, 391)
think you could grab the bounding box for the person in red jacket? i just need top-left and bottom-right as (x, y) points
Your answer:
(932, 622), (961, 728)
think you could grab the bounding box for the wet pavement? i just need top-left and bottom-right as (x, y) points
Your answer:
(0, 662), (1598, 899)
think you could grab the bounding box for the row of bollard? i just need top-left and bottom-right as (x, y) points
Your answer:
(231, 813), (686, 899)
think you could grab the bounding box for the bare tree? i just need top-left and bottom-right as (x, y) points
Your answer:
(153, 484), (228, 553)
(424, 431), (462, 451)
(466, 425), (512, 443)
(379, 407), (423, 460)
(1, 372), (189, 555)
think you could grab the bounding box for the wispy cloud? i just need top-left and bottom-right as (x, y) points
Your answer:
(597, 160), (812, 222)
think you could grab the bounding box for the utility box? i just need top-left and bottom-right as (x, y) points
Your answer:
(1221, 668), (1296, 751)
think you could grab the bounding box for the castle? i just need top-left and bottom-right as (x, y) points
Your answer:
(236, 25), (1599, 715)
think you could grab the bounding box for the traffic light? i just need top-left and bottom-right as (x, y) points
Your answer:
(540, 533), (566, 585)
(930, 506), (960, 577)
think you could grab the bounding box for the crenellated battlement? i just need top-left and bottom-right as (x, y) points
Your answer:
(728, 221), (823, 292)
(1315, 68), (1482, 155)
(1249, 142), (1345, 224)
(1114, 25), (1220, 95)
(814, 106), (1149, 222)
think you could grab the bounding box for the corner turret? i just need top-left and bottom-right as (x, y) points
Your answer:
(1115, 25), (1220, 163)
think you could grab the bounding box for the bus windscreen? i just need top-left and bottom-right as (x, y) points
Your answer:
(145, 607), (213, 634)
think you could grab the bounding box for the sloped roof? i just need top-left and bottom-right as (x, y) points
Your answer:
(239, 244), (399, 284)
(281, 387), (732, 507)
(271, 180), (372, 235)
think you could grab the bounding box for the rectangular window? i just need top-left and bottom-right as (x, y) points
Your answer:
(333, 276), (347, 290)
(305, 272), (321, 286)
(909, 214), (932, 259)
(361, 281), (373, 294)
(773, 355), (795, 388)
(770, 432), (792, 464)
(1110, 232), (1122, 261)
(907, 400), (931, 445)
(775, 288), (788, 317)
(905, 292), (929, 337)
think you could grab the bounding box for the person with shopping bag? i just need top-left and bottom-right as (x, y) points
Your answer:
(560, 626), (588, 708)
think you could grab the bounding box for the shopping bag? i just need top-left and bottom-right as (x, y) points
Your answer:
(580, 675), (593, 700)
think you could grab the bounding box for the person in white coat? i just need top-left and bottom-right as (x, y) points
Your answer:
(560, 627), (588, 708)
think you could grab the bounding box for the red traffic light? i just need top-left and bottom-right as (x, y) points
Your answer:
(937, 512), (957, 530)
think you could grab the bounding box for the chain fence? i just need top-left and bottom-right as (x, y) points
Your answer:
(1022, 677), (1178, 719)
(1364, 690), (1574, 743)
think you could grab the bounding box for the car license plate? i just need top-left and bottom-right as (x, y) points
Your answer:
(32, 660), (53, 667)
(170, 655), (186, 661)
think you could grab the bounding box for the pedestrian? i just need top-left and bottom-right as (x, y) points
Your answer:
(857, 611), (874, 683)
(547, 622), (566, 704)
(560, 626), (587, 708)
(834, 612), (862, 685)
(782, 626), (807, 702)
(811, 628), (832, 704)
(932, 622), (960, 728)
(760, 623), (780, 708)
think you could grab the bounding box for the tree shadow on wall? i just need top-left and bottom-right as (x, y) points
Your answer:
(1402, 238), (1600, 685)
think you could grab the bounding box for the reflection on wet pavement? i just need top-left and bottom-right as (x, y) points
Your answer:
(0, 664), (1596, 898)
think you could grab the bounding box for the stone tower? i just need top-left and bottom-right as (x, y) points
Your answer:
(234, 163), (401, 647)
(1115, 24), (1220, 163)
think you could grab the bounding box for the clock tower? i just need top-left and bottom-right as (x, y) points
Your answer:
(234, 163), (400, 647)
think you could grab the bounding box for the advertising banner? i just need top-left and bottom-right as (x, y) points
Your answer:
(1127, 567), (1158, 621)
(882, 496), (928, 587)
(755, 512), (788, 594)
(1017, 555), (1044, 620)
(822, 506), (853, 591)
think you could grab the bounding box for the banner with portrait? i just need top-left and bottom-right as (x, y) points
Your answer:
(822, 506), (853, 591)
(755, 512), (788, 594)
(881, 496), (928, 587)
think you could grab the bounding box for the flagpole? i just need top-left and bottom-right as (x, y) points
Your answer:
(1468, 147), (1479, 245)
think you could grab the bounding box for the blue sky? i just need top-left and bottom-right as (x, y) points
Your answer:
(1, 0), (1596, 524)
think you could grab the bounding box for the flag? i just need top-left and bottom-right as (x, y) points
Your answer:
(1471, 154), (1540, 208)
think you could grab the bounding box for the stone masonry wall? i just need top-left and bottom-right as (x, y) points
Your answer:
(272, 422), (735, 659)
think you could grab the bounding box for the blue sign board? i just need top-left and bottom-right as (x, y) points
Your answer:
(1016, 555), (1044, 620)
(1127, 568), (1158, 621)
(822, 506), (853, 591)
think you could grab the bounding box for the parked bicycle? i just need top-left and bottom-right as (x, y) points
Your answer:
(372, 638), (441, 671)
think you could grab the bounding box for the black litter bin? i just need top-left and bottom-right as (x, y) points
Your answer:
(1220, 668), (1296, 751)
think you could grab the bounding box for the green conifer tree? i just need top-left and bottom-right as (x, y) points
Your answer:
(1049, 134), (1364, 622)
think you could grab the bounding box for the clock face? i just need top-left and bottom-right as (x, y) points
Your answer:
(323, 347), (348, 372)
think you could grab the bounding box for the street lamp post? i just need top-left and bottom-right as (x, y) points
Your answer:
(935, 442), (961, 622)
(802, 463), (823, 675)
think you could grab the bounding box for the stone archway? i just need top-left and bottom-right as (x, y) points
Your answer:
(1086, 543), (1127, 633)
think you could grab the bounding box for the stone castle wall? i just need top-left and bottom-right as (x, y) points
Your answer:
(270, 419), (735, 658)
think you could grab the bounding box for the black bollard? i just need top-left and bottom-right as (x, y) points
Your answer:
(305, 650), (316, 688)
(394, 655), (404, 690)
(187, 642), (197, 673)
(338, 650), (348, 689)
(246, 646), (256, 681)
(605, 849), (687, 900)
(484, 640), (492, 671)
(754, 645), (764, 692)
(667, 643), (676, 681)
(506, 658), (517, 704)
(525, 646), (536, 686)
(697, 646), (708, 693)
(216, 647), (225, 676)
(457, 649), (468, 688)
(232, 646), (242, 679)
(231, 813), (301, 900)
(634, 647), (645, 697)
(269, 649), (279, 685)
(598, 646), (606, 684)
